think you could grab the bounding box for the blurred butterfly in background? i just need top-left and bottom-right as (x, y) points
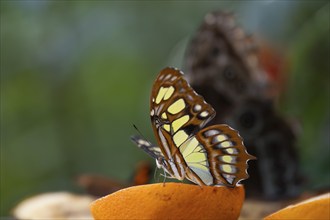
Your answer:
(131, 67), (255, 187)
(184, 11), (302, 198)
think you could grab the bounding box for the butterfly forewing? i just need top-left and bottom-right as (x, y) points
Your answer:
(150, 68), (215, 158)
(131, 135), (176, 176)
(131, 135), (163, 159)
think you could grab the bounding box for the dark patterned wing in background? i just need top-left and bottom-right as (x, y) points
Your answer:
(184, 11), (302, 199)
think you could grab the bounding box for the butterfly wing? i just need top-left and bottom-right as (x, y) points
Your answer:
(131, 135), (163, 159)
(149, 67), (219, 181)
(195, 125), (255, 186)
(134, 67), (255, 186)
(150, 67), (215, 158)
(175, 124), (255, 187)
(130, 135), (174, 177)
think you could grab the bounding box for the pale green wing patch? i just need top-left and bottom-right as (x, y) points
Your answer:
(179, 136), (213, 185)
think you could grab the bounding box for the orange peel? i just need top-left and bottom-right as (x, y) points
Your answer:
(265, 192), (330, 220)
(90, 183), (245, 219)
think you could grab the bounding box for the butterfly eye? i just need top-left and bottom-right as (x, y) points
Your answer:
(157, 117), (164, 123)
(153, 115), (170, 129)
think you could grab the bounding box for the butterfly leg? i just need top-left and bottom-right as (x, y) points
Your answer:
(162, 168), (167, 187)
(154, 166), (159, 182)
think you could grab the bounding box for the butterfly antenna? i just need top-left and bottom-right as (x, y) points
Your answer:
(132, 124), (153, 145)
(133, 124), (143, 136)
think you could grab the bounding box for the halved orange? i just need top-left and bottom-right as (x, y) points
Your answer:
(90, 183), (245, 219)
(265, 193), (330, 219)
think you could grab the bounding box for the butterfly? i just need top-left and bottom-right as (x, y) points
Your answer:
(183, 11), (302, 198)
(131, 67), (255, 187)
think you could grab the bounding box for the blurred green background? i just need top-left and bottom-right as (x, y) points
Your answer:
(1, 1), (329, 215)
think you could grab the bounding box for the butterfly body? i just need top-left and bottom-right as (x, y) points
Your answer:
(132, 67), (255, 187)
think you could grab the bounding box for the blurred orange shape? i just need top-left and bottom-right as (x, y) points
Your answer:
(90, 183), (245, 220)
(265, 193), (330, 220)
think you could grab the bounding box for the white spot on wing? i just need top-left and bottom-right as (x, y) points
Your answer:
(204, 129), (220, 137)
(164, 74), (171, 81)
(224, 148), (239, 155)
(223, 174), (235, 184)
(200, 111), (209, 118)
(159, 74), (165, 80)
(193, 104), (202, 112)
(137, 139), (151, 146)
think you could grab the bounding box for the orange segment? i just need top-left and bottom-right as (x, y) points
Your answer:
(91, 183), (245, 220)
(265, 193), (330, 220)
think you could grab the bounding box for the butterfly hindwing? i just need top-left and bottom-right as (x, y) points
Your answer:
(178, 135), (214, 185)
(195, 124), (255, 186)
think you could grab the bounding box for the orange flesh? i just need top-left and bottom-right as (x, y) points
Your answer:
(91, 183), (245, 220)
(265, 193), (330, 220)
